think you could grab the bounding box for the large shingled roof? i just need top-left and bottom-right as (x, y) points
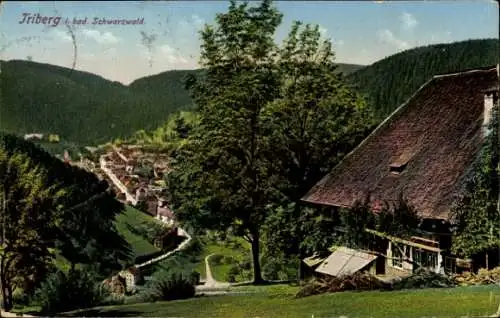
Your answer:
(302, 66), (498, 220)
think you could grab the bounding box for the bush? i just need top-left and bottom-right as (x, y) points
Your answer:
(143, 269), (196, 302)
(392, 268), (456, 290)
(239, 257), (252, 271)
(223, 256), (238, 265)
(210, 254), (224, 265)
(225, 265), (240, 283)
(231, 241), (243, 250)
(34, 269), (108, 315)
(296, 272), (389, 298)
(262, 256), (298, 281)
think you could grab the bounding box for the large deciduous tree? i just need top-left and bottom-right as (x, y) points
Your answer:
(0, 149), (65, 311)
(168, 0), (283, 283)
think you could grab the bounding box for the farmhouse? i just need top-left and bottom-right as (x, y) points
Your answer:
(302, 66), (499, 277)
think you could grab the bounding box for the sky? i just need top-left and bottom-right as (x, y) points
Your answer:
(1, 1), (498, 85)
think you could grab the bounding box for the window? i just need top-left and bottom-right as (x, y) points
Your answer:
(389, 163), (407, 174)
(389, 152), (413, 175)
(392, 244), (403, 268)
(413, 249), (438, 270)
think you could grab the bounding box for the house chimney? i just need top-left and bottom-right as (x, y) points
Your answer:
(484, 88), (498, 136)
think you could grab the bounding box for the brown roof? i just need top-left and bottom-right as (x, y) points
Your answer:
(302, 67), (498, 220)
(158, 205), (174, 219)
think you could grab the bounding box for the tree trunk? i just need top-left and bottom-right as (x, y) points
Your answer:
(1, 275), (12, 312)
(298, 252), (304, 282)
(250, 230), (264, 285)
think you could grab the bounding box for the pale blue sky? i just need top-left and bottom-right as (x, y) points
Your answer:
(1, 1), (497, 84)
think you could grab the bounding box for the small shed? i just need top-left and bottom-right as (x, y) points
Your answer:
(315, 246), (378, 277)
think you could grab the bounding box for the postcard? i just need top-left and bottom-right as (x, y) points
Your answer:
(0, 1), (499, 317)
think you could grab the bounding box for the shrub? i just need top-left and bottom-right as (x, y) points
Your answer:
(239, 257), (252, 271)
(210, 254), (224, 265)
(34, 269), (108, 315)
(296, 272), (389, 298)
(143, 269), (196, 302)
(262, 255), (299, 281)
(223, 256), (238, 265)
(231, 241), (243, 250)
(392, 268), (456, 290)
(225, 265), (240, 283)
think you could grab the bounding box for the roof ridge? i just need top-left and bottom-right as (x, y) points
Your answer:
(433, 66), (497, 79)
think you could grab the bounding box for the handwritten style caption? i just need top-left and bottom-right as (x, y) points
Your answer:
(19, 13), (144, 27)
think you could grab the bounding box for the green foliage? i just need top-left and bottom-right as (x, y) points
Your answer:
(0, 145), (66, 310)
(255, 19), (374, 267)
(225, 265), (240, 283)
(114, 206), (160, 260)
(1, 37), (496, 148)
(143, 268), (197, 302)
(167, 0), (285, 284)
(262, 254), (299, 281)
(0, 133), (133, 309)
(451, 99), (500, 258)
(337, 195), (421, 250)
(392, 268), (456, 290)
(34, 269), (108, 315)
(339, 199), (377, 249)
(210, 254), (224, 265)
(128, 111), (201, 157)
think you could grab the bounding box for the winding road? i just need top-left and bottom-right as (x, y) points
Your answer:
(99, 154), (190, 269)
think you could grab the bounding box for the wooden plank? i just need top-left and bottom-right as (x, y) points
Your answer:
(365, 228), (442, 253)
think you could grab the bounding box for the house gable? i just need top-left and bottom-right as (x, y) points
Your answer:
(302, 67), (498, 220)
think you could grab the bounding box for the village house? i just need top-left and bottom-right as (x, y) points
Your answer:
(156, 201), (176, 226)
(153, 227), (179, 250)
(302, 66), (499, 278)
(135, 187), (148, 201)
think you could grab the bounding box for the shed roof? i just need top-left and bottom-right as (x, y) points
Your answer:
(315, 246), (378, 277)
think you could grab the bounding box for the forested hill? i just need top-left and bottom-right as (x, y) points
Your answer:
(1, 38), (497, 147)
(0, 61), (363, 148)
(348, 38), (499, 119)
(0, 60), (196, 146)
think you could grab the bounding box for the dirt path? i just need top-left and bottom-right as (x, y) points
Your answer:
(0, 310), (34, 317)
(196, 254), (231, 292)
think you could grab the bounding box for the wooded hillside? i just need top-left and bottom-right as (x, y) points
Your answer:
(0, 38), (497, 147)
(349, 38), (499, 119)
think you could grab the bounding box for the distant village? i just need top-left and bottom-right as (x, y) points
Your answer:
(66, 143), (176, 226)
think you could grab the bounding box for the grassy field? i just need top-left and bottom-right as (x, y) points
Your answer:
(63, 284), (500, 317)
(114, 206), (161, 258)
(195, 235), (251, 282)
